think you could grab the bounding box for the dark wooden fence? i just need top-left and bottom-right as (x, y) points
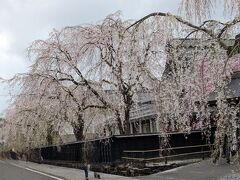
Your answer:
(33, 130), (214, 164)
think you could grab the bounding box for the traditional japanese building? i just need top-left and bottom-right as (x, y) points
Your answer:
(129, 37), (240, 135)
(129, 91), (157, 134)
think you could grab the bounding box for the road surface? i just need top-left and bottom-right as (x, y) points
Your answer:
(137, 160), (240, 180)
(0, 160), (64, 180)
(5, 160), (137, 180)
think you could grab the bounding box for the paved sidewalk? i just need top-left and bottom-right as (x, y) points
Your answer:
(6, 160), (138, 180)
(137, 159), (240, 180)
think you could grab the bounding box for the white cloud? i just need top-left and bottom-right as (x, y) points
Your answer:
(0, 32), (27, 79)
(0, 32), (12, 50)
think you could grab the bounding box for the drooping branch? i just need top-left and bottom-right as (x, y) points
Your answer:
(127, 12), (240, 50)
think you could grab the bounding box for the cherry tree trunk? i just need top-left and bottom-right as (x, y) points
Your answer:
(115, 111), (124, 135)
(72, 114), (85, 141)
(124, 108), (131, 134)
(46, 124), (54, 145)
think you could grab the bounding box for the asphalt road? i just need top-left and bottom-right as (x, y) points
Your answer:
(0, 160), (64, 180)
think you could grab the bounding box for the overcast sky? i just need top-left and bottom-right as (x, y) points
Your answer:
(0, 0), (184, 115)
(1, 0), (230, 116)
